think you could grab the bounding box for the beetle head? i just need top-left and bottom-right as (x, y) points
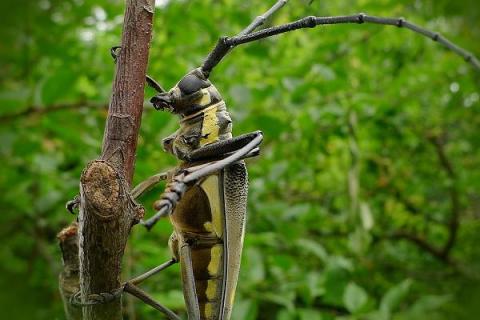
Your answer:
(150, 68), (211, 115)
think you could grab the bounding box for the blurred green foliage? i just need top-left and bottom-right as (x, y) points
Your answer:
(1, 0), (479, 319)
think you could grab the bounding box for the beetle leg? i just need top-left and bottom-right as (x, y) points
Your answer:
(65, 195), (80, 214)
(183, 131), (263, 183)
(131, 171), (170, 199)
(128, 258), (177, 285)
(180, 242), (201, 320)
(142, 131), (263, 230)
(143, 178), (188, 230)
(186, 130), (262, 162)
(124, 282), (181, 320)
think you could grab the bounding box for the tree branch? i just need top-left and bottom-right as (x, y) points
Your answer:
(100, 0), (155, 183)
(0, 102), (107, 124)
(388, 230), (451, 264)
(428, 134), (460, 259)
(68, 1), (156, 319)
(58, 223), (82, 320)
(373, 133), (462, 268)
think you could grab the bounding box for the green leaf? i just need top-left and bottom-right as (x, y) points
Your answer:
(296, 238), (329, 262)
(380, 279), (412, 314)
(262, 291), (295, 311)
(232, 299), (258, 320)
(360, 201), (374, 230)
(344, 282), (369, 313)
(41, 68), (77, 105)
(244, 247), (265, 284)
(298, 308), (323, 320)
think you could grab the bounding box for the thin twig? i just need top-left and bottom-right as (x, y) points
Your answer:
(428, 134), (460, 258)
(374, 134), (462, 267)
(389, 230), (450, 264)
(0, 102), (107, 123)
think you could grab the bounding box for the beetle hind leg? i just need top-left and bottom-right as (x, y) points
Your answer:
(180, 242), (202, 320)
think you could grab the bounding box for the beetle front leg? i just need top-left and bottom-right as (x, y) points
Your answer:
(65, 195), (80, 214)
(131, 170), (170, 199)
(186, 130), (262, 162)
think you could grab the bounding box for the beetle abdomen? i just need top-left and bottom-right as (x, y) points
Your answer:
(170, 163), (248, 320)
(171, 173), (227, 320)
(190, 243), (225, 319)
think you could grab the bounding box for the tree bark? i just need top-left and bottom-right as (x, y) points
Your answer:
(59, 1), (155, 319)
(58, 223), (82, 320)
(101, 0), (155, 182)
(79, 161), (144, 319)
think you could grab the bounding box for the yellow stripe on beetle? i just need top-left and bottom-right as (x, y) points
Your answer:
(207, 244), (223, 276)
(201, 175), (223, 238)
(200, 104), (220, 145)
(205, 280), (218, 300)
(198, 88), (212, 106)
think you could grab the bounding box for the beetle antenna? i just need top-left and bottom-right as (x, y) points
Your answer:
(111, 46), (167, 93)
(238, 0), (289, 36)
(201, 0), (289, 77)
(146, 75), (167, 93)
(202, 13), (480, 75)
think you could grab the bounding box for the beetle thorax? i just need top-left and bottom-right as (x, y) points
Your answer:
(158, 73), (232, 160)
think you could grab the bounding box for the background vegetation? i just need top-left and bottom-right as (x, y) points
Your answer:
(0, 0), (479, 319)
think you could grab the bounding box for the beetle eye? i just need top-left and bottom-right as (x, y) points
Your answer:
(177, 74), (210, 95)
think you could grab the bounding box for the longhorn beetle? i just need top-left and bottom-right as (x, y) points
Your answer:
(70, 1), (479, 319)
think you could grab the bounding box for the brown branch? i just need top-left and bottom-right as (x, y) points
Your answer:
(100, 1), (155, 182)
(79, 161), (145, 319)
(0, 102), (107, 124)
(58, 223), (82, 320)
(388, 230), (450, 264)
(428, 134), (460, 258)
(376, 136), (461, 267)
(67, 1), (156, 320)
(366, 132), (461, 265)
